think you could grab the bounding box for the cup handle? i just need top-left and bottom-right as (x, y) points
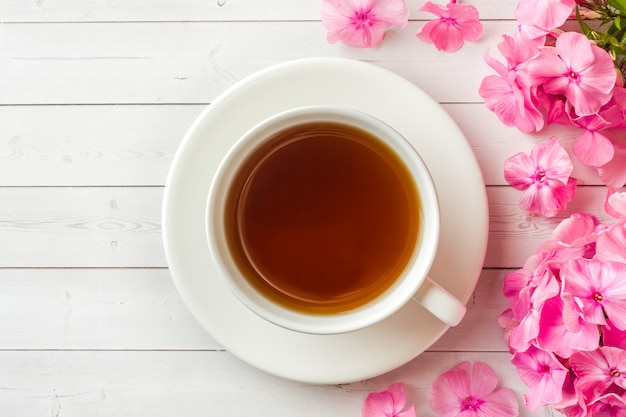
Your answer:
(412, 277), (466, 327)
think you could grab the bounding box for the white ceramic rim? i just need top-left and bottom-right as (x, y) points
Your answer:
(206, 105), (440, 335)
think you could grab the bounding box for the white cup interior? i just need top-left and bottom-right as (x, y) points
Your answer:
(206, 105), (440, 334)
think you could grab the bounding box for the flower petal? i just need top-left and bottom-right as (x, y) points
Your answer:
(362, 390), (395, 417)
(515, 0), (575, 29)
(371, 0), (409, 27)
(503, 152), (536, 190)
(429, 21), (465, 52)
(573, 130), (615, 168)
(555, 31), (594, 73)
(535, 137), (574, 185)
(599, 144), (626, 189)
(479, 387), (519, 417)
(467, 361), (499, 398)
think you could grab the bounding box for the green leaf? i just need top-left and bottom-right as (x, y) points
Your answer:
(609, 0), (626, 15)
(576, 6), (593, 37)
(616, 15), (623, 30)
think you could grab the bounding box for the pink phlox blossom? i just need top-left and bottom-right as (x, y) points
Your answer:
(509, 270), (560, 352)
(537, 295), (599, 358)
(416, 1), (482, 52)
(503, 251), (555, 315)
(479, 34), (545, 133)
(511, 345), (570, 411)
(429, 361), (519, 417)
(561, 258), (626, 330)
(362, 382), (416, 417)
(588, 392), (626, 417)
(536, 212), (601, 260)
(515, 0), (576, 30)
(504, 136), (576, 217)
(570, 347), (626, 403)
(321, 0), (409, 48)
(527, 32), (617, 117)
(479, 56), (544, 133)
(509, 264), (559, 351)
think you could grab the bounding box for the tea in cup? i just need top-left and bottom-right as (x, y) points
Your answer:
(207, 106), (466, 334)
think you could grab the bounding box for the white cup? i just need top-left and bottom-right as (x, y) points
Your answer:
(206, 106), (466, 334)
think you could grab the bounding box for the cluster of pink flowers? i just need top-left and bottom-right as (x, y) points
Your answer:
(499, 191), (626, 416)
(480, 0), (626, 199)
(487, 2), (626, 414)
(320, 0), (482, 51)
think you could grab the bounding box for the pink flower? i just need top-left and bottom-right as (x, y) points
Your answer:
(511, 345), (570, 411)
(321, 0), (409, 48)
(570, 347), (626, 402)
(561, 258), (626, 330)
(536, 212), (600, 258)
(527, 32), (616, 117)
(515, 0), (576, 30)
(588, 393), (626, 417)
(362, 382), (415, 417)
(503, 252), (555, 317)
(537, 296), (599, 358)
(504, 136), (576, 217)
(508, 270), (560, 351)
(429, 361), (519, 417)
(416, 1), (482, 52)
(478, 34), (545, 133)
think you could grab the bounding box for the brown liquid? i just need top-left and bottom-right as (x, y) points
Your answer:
(224, 121), (420, 314)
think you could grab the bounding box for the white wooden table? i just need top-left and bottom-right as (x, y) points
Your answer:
(0, 1), (609, 415)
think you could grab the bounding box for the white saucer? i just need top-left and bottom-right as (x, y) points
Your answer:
(162, 57), (489, 384)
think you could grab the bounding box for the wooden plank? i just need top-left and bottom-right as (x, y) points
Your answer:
(485, 185), (615, 268)
(0, 267), (513, 352)
(0, 350), (550, 416)
(432, 269), (510, 352)
(0, 104), (599, 187)
(0, 186), (615, 268)
(0, 187), (164, 267)
(0, 268), (220, 350)
(1, 0), (518, 22)
(0, 20), (519, 105)
(0, 105), (200, 186)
